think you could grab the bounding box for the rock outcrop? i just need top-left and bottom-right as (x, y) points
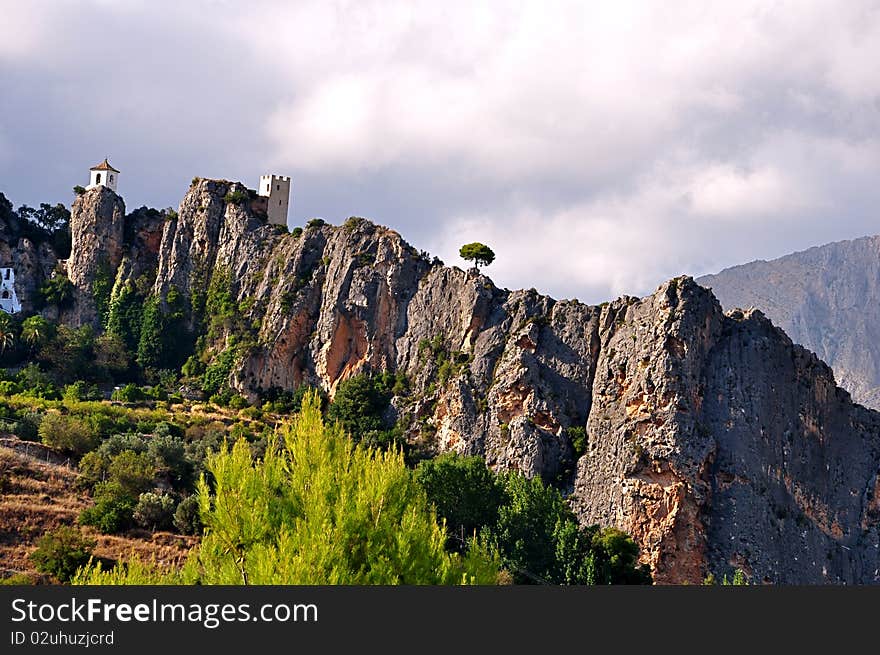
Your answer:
(8, 179), (876, 583)
(0, 197), (58, 316)
(699, 236), (880, 410)
(66, 186), (126, 327)
(141, 180), (880, 584)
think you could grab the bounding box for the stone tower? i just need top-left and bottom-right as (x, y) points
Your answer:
(87, 158), (120, 193)
(258, 174), (291, 227)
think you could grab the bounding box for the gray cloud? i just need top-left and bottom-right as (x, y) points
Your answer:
(2, 0), (880, 303)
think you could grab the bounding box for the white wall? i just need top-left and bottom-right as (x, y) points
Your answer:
(0, 268), (21, 314)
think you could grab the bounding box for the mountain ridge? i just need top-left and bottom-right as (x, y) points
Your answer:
(2, 181), (879, 584)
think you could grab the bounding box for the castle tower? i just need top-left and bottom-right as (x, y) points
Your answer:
(0, 267), (21, 314)
(258, 174), (291, 227)
(87, 158), (120, 193)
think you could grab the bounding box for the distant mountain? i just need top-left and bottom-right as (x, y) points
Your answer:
(698, 235), (880, 409)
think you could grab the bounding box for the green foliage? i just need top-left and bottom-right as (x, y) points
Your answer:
(16, 363), (60, 399)
(224, 189), (248, 204)
(137, 289), (190, 372)
(106, 450), (156, 496)
(77, 393), (500, 584)
(173, 495), (202, 536)
(568, 425), (587, 457)
(291, 226), (303, 238)
(92, 261), (114, 329)
(133, 492), (176, 531)
(415, 453), (508, 551)
(78, 481), (137, 534)
(486, 472), (652, 585)
(107, 282), (144, 353)
(0, 313), (16, 356)
(63, 381), (101, 402)
(111, 383), (146, 403)
(306, 217), (326, 229)
(39, 274), (74, 308)
(73, 185), (86, 195)
(39, 412), (98, 456)
(459, 242), (496, 269)
(201, 348), (237, 396)
(704, 569), (749, 585)
(326, 374), (389, 441)
(21, 315), (53, 351)
(29, 526), (95, 582)
(35, 325), (96, 383)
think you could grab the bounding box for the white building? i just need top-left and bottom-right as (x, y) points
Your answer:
(258, 174), (291, 227)
(86, 158), (120, 192)
(0, 268), (21, 314)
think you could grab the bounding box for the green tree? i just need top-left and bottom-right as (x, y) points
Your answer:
(459, 242), (496, 269)
(487, 472), (651, 585)
(29, 526), (95, 582)
(0, 313), (15, 355)
(107, 282), (144, 352)
(21, 315), (52, 352)
(326, 374), (388, 440)
(39, 274), (74, 307)
(173, 495), (202, 535)
(415, 453), (508, 551)
(38, 412), (98, 457)
(76, 393), (501, 584)
(133, 492), (176, 531)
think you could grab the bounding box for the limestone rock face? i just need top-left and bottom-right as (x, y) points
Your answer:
(66, 186), (125, 327)
(148, 180), (880, 583)
(699, 236), (880, 410)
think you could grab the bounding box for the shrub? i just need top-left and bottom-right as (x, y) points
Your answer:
(291, 227), (303, 238)
(39, 412), (98, 456)
(29, 526), (95, 582)
(77, 393), (500, 584)
(72, 185), (86, 196)
(172, 495), (202, 535)
(326, 374), (389, 440)
(133, 492), (176, 531)
(306, 217), (326, 229)
(568, 425), (587, 458)
(63, 381), (102, 402)
(416, 453), (508, 551)
(111, 383), (146, 403)
(224, 189), (248, 204)
(228, 394), (248, 410)
(79, 482), (137, 534)
(107, 450), (156, 496)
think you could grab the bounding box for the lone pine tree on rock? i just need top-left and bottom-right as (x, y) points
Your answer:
(459, 242), (495, 271)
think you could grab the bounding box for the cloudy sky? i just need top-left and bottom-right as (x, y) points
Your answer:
(2, 1), (879, 303)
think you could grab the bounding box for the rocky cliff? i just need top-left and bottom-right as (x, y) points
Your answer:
(699, 236), (880, 410)
(0, 196), (58, 315)
(136, 179), (880, 583)
(55, 180), (880, 583)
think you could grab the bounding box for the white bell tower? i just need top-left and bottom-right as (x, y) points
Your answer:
(258, 174), (291, 227)
(87, 158), (120, 192)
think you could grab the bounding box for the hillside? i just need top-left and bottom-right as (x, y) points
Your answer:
(699, 236), (880, 409)
(1, 182), (879, 584)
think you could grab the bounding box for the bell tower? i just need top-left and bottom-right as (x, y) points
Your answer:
(87, 158), (120, 192)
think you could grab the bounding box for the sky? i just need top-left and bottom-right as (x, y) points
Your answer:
(2, 0), (880, 304)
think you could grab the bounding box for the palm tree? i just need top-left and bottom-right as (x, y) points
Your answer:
(21, 315), (50, 351)
(0, 312), (15, 355)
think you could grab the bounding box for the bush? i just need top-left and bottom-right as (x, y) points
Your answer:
(172, 495), (202, 535)
(133, 492), (176, 531)
(224, 189), (248, 204)
(106, 450), (156, 496)
(291, 227), (303, 238)
(39, 412), (98, 456)
(227, 394), (249, 410)
(306, 217), (326, 229)
(415, 453), (508, 551)
(568, 425), (587, 457)
(63, 381), (102, 402)
(79, 482), (137, 534)
(327, 374), (389, 440)
(73, 185), (86, 196)
(29, 526), (95, 582)
(111, 383), (146, 403)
